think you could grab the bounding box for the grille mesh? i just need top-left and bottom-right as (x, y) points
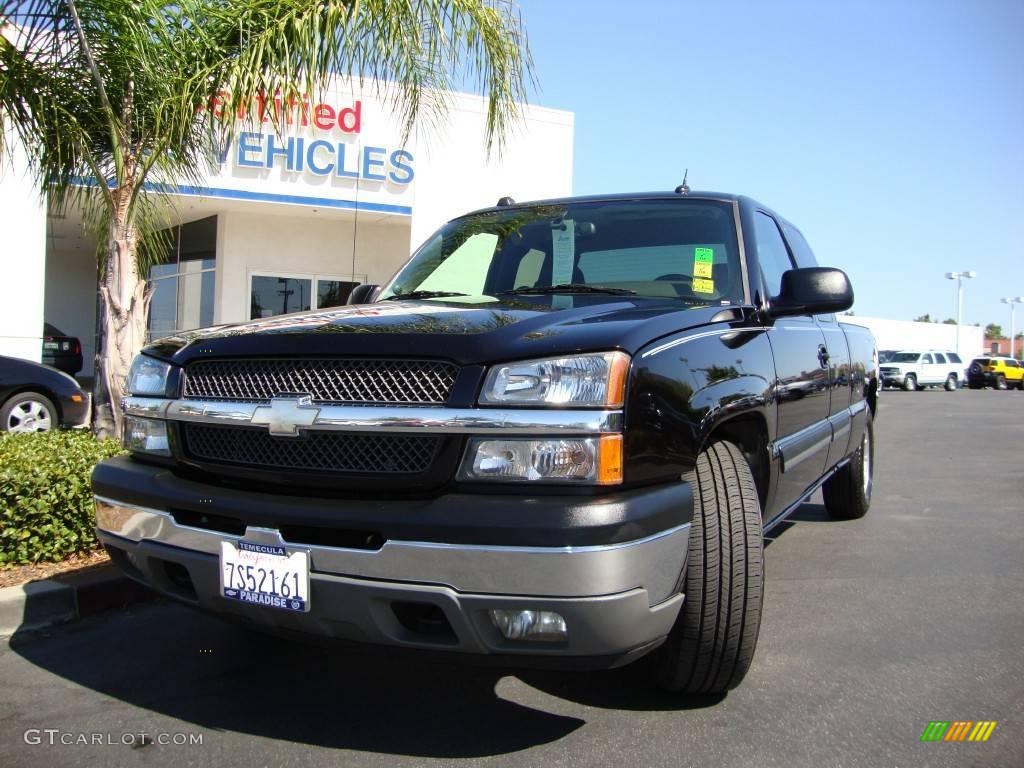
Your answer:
(182, 424), (441, 475)
(183, 359), (458, 404)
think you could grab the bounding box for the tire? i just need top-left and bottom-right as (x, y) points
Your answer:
(944, 375), (957, 391)
(1, 392), (57, 433)
(823, 410), (874, 520)
(903, 374), (916, 391)
(653, 440), (764, 695)
(995, 374), (1007, 390)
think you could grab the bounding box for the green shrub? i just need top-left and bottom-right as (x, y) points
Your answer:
(0, 430), (125, 566)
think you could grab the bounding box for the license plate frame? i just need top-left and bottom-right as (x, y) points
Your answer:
(219, 540), (310, 613)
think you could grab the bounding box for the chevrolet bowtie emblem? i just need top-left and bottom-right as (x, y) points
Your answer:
(250, 395), (320, 437)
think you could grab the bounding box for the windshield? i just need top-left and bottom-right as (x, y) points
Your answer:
(890, 353), (921, 363)
(379, 199), (743, 303)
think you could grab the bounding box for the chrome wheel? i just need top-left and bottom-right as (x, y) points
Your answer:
(3, 395), (55, 433)
(861, 428), (872, 501)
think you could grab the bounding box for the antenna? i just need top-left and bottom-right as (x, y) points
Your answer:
(674, 169), (690, 195)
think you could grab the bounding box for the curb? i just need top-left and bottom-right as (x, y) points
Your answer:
(0, 564), (154, 637)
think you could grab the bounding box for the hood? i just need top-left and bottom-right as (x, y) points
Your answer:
(144, 297), (739, 366)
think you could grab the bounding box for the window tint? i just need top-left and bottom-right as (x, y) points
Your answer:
(891, 352), (920, 362)
(948, 353), (962, 364)
(754, 213), (795, 297)
(780, 222), (818, 268)
(934, 353), (947, 364)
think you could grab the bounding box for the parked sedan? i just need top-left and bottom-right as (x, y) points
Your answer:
(42, 323), (84, 375)
(0, 355), (90, 432)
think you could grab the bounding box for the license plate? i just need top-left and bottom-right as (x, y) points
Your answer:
(43, 342), (59, 350)
(219, 540), (310, 612)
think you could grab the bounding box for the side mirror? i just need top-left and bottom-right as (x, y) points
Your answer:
(347, 283), (380, 305)
(768, 267), (853, 318)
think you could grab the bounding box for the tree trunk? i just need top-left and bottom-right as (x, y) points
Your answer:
(92, 184), (151, 439)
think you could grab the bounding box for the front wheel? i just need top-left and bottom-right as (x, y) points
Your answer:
(995, 374), (1007, 390)
(903, 374), (917, 391)
(1, 392), (57, 433)
(823, 410), (874, 519)
(653, 440), (764, 695)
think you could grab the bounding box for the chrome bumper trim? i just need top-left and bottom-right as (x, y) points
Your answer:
(122, 397), (624, 435)
(95, 496), (689, 603)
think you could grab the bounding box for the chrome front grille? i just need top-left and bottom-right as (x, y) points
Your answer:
(182, 358), (459, 405)
(181, 424), (442, 475)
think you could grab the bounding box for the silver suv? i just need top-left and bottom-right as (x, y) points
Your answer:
(880, 350), (963, 391)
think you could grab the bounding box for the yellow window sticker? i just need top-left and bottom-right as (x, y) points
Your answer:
(693, 246), (715, 281)
(693, 278), (715, 294)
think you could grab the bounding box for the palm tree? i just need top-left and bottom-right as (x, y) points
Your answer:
(0, 0), (533, 436)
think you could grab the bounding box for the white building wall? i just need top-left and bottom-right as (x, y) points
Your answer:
(408, 96), (574, 248)
(216, 210), (410, 324)
(839, 314), (984, 357)
(44, 246), (97, 375)
(0, 129), (46, 362)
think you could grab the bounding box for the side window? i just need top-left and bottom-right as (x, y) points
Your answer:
(921, 354), (933, 364)
(948, 353), (962, 364)
(934, 353), (947, 364)
(753, 212), (795, 298)
(780, 222), (819, 268)
(1009, 359), (1020, 368)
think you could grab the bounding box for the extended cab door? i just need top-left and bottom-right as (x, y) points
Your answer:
(753, 212), (831, 520)
(779, 221), (855, 468)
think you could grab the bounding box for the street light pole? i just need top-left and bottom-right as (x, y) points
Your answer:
(1002, 297), (1024, 360)
(945, 271), (977, 356)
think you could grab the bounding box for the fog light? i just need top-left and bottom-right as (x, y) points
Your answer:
(123, 415), (170, 456)
(489, 609), (568, 642)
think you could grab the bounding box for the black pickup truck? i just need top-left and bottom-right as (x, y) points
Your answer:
(93, 191), (878, 695)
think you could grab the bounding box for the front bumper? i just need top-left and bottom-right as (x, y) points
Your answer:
(880, 371), (905, 387)
(93, 458), (692, 666)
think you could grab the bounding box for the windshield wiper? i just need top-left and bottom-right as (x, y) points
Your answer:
(499, 283), (637, 296)
(382, 290), (470, 301)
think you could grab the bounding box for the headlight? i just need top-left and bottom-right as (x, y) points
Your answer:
(458, 435), (623, 485)
(480, 352), (629, 407)
(126, 355), (172, 396)
(122, 415), (170, 456)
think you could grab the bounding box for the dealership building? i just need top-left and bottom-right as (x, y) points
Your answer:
(0, 79), (574, 376)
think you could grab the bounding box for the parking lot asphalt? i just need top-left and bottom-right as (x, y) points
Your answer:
(1, 388), (1022, 768)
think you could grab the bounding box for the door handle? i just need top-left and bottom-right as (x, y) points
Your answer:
(818, 344), (830, 368)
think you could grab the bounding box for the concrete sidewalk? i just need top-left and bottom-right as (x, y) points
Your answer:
(0, 564), (153, 636)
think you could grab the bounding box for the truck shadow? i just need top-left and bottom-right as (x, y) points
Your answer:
(8, 600), (721, 758)
(763, 502), (830, 547)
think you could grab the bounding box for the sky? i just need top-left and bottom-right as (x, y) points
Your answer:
(516, 0), (1023, 330)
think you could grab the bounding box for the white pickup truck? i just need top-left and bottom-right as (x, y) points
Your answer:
(879, 350), (963, 391)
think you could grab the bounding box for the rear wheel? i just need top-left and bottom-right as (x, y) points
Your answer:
(903, 374), (917, 391)
(823, 410), (873, 519)
(653, 440), (764, 695)
(944, 374), (957, 391)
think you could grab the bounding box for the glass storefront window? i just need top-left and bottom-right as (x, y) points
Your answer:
(147, 216), (217, 340)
